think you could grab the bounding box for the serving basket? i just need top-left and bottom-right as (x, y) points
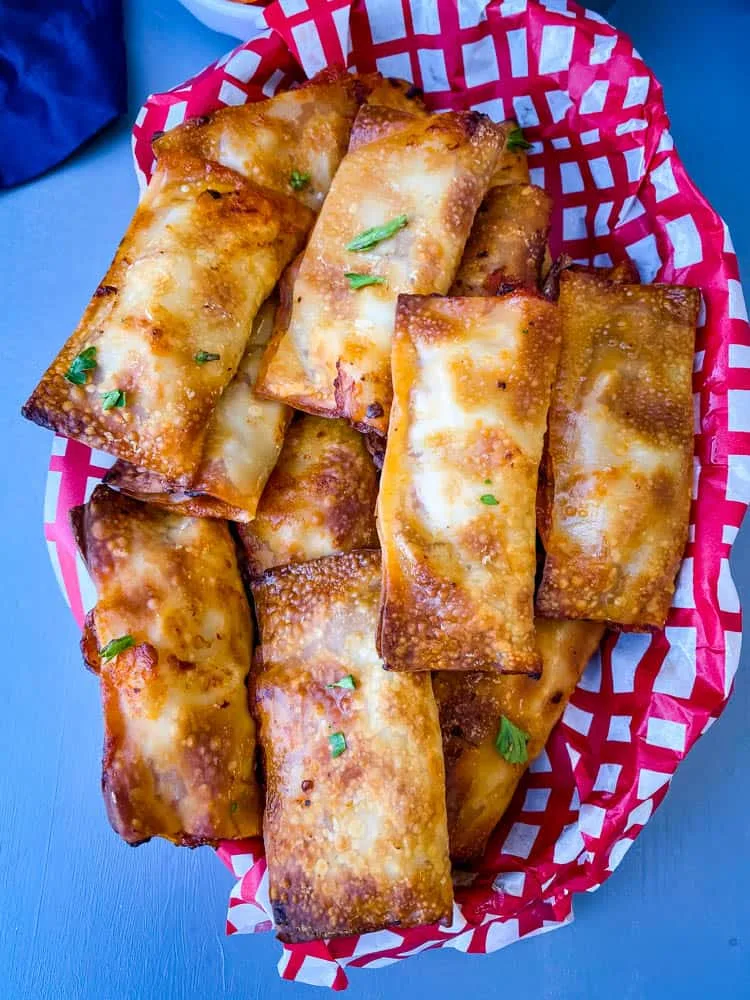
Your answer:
(42, 0), (749, 988)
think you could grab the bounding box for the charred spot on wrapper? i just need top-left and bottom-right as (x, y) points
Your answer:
(94, 284), (118, 297)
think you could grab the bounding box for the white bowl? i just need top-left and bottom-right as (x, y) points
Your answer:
(177, 0), (268, 41)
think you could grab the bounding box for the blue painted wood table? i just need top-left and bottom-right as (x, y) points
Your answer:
(1, 1), (748, 997)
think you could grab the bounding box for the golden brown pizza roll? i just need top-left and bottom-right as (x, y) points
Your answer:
(153, 67), (360, 213)
(434, 620), (605, 862)
(451, 184), (552, 296)
(236, 414), (378, 575)
(104, 299), (290, 522)
(252, 551), (452, 942)
(72, 485), (261, 847)
(255, 107), (503, 437)
(536, 270), (699, 627)
(23, 151), (311, 482)
(377, 293), (561, 675)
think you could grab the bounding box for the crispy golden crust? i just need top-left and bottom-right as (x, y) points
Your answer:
(543, 254), (640, 300)
(255, 108), (503, 434)
(536, 271), (699, 626)
(237, 415), (378, 575)
(377, 293), (561, 675)
(23, 154), (311, 482)
(451, 184), (552, 296)
(153, 69), (360, 212)
(104, 300), (290, 522)
(74, 485), (261, 846)
(537, 258), (639, 543)
(356, 72), (427, 115)
(434, 620), (605, 861)
(252, 551), (452, 942)
(491, 120), (531, 187)
(345, 104), (416, 152)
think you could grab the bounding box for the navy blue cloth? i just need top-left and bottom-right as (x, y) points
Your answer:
(0, 0), (126, 188)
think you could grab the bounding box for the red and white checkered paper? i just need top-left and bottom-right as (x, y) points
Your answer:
(43, 0), (750, 989)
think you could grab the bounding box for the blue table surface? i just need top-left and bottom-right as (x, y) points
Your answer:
(2, 1), (749, 997)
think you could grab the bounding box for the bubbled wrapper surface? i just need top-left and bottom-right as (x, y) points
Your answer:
(43, 0), (750, 989)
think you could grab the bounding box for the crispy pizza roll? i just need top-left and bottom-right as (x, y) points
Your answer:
(237, 414), (378, 575)
(153, 67), (360, 212)
(377, 293), (561, 675)
(256, 107), (503, 436)
(104, 300), (289, 522)
(72, 485), (261, 847)
(252, 551), (452, 942)
(451, 184), (552, 296)
(23, 152), (312, 482)
(434, 620), (605, 861)
(536, 271), (699, 627)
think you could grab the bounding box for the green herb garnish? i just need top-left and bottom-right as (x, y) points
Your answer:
(195, 351), (221, 365)
(290, 170), (311, 191)
(230, 801), (239, 814)
(480, 493), (499, 506)
(101, 389), (126, 410)
(345, 273), (387, 290)
(484, 478), (492, 485)
(507, 126), (532, 152)
(345, 214), (408, 252)
(64, 347), (97, 386)
(329, 732), (347, 758)
(100, 635), (135, 661)
(327, 675), (356, 690)
(495, 716), (529, 764)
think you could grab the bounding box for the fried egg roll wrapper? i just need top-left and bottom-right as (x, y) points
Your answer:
(104, 300), (290, 522)
(377, 293), (562, 674)
(153, 67), (360, 213)
(252, 551), (453, 942)
(537, 258), (640, 543)
(23, 152), (312, 482)
(72, 485), (261, 847)
(451, 184), (552, 296)
(434, 620), (605, 861)
(256, 108), (503, 435)
(237, 414), (378, 576)
(536, 271), (699, 627)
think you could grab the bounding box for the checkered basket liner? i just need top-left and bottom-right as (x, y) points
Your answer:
(42, 0), (749, 989)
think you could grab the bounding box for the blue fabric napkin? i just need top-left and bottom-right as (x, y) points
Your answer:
(0, 0), (127, 188)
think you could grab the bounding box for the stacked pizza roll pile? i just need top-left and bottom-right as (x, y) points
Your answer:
(24, 69), (699, 943)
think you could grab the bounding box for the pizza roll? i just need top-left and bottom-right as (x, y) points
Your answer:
(153, 67), (360, 212)
(104, 300), (289, 522)
(377, 293), (561, 675)
(237, 414), (378, 576)
(536, 270), (699, 627)
(252, 551), (452, 942)
(23, 151), (312, 482)
(451, 184), (552, 296)
(434, 620), (605, 861)
(72, 486), (261, 847)
(256, 108), (503, 436)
